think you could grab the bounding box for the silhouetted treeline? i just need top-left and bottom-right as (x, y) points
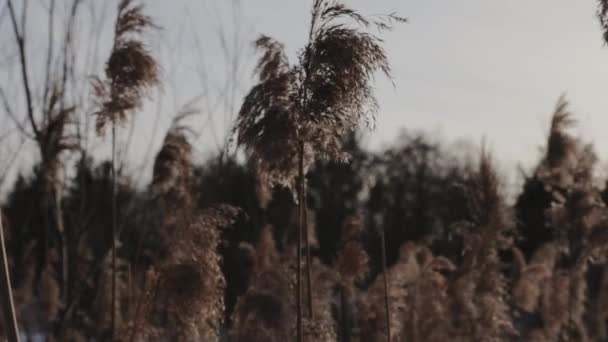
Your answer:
(3, 104), (608, 340)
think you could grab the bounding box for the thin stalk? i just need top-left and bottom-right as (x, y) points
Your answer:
(128, 274), (145, 342)
(380, 228), (391, 342)
(301, 7), (317, 322)
(411, 283), (418, 342)
(59, 213), (68, 304)
(339, 287), (350, 342)
(53, 182), (69, 304)
(303, 177), (313, 318)
(108, 18), (121, 337)
(296, 141), (304, 342)
(127, 263), (132, 319)
(41, 181), (50, 289)
(7, 0), (40, 138)
(111, 122), (118, 337)
(129, 271), (159, 342)
(0, 211), (20, 342)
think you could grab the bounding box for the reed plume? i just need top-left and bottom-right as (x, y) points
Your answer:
(158, 205), (241, 341)
(592, 267), (608, 340)
(256, 225), (279, 270)
(302, 259), (340, 342)
(335, 215), (369, 286)
(334, 215), (368, 342)
(133, 116), (206, 341)
(513, 97), (608, 340)
(451, 146), (515, 341)
(234, 2), (403, 339)
(373, 243), (454, 342)
(151, 110), (196, 209)
(513, 243), (560, 313)
(534, 97), (597, 209)
(545, 96), (577, 172)
(234, 4), (405, 189)
(93, 0), (160, 134)
(92, 0), (159, 336)
(230, 226), (291, 342)
(515, 96), (590, 257)
(598, 0), (608, 43)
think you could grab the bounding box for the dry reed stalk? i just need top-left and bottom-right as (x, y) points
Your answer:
(159, 205), (240, 341)
(380, 228), (391, 342)
(230, 228), (293, 342)
(0, 211), (19, 342)
(111, 124), (118, 336)
(233, 3), (404, 339)
(93, 0), (159, 336)
(297, 143), (304, 341)
(303, 174), (313, 320)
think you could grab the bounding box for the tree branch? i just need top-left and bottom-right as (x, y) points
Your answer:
(7, 0), (40, 139)
(0, 87), (35, 140)
(0, 137), (25, 191)
(42, 0), (56, 113)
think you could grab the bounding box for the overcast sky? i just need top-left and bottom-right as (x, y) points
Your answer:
(141, 0), (608, 185)
(195, 0), (608, 166)
(2, 0), (608, 190)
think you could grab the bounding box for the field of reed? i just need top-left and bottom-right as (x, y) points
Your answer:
(2, 0), (608, 341)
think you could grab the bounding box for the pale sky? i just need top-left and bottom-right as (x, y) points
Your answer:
(2, 0), (608, 191)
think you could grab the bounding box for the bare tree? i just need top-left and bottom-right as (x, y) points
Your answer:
(4, 0), (85, 318)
